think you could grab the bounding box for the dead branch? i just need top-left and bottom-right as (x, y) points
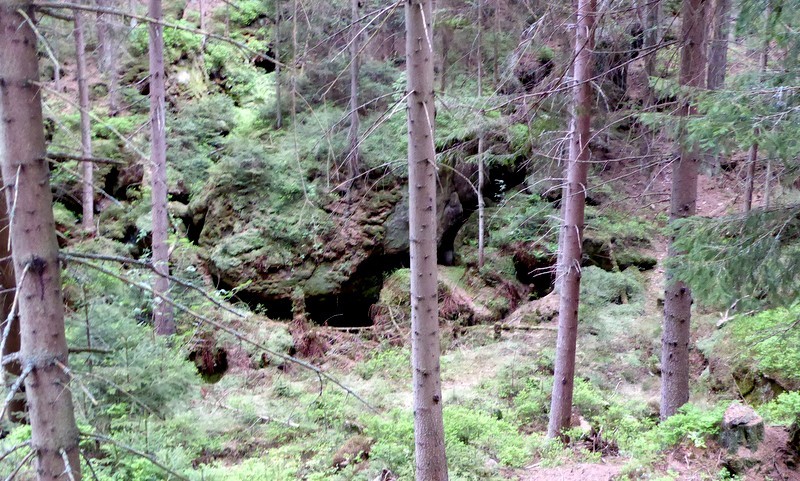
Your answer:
(59, 449), (77, 481)
(55, 359), (98, 406)
(68, 346), (112, 355)
(3, 449), (33, 481)
(0, 364), (32, 422)
(0, 442), (29, 465)
(46, 152), (126, 166)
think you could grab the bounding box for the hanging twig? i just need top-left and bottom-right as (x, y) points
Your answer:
(0, 265), (29, 384)
(79, 450), (101, 481)
(82, 433), (190, 481)
(68, 257), (379, 413)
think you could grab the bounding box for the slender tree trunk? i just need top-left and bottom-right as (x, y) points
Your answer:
(148, 0), (175, 335)
(745, 7), (770, 212)
(346, 0), (362, 186)
(744, 142), (757, 212)
(406, 0), (448, 479)
(96, 0), (119, 115)
(477, 0), (485, 268)
(547, 0), (595, 438)
(74, 12), (95, 235)
(0, 192), (22, 423)
(0, 2), (82, 477)
(275, 0), (282, 129)
(764, 159), (772, 208)
(760, 10), (771, 209)
(661, 0), (707, 420)
(640, 0), (659, 174)
(440, 24), (452, 93)
(706, 0), (730, 89)
(198, 0), (206, 50)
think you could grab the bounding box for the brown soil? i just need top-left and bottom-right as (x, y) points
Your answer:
(515, 459), (624, 481)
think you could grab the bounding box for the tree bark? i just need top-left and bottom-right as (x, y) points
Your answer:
(73, 11), (94, 234)
(640, 0), (659, 174)
(706, 0), (730, 90)
(0, 1), (82, 477)
(477, 0), (485, 268)
(547, 0), (595, 438)
(275, 0), (282, 129)
(148, 0), (175, 335)
(346, 0), (362, 186)
(661, 0), (707, 420)
(406, 0), (448, 479)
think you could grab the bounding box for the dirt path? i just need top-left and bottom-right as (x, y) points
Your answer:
(514, 460), (623, 481)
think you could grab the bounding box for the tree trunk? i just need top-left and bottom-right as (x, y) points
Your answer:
(148, 0), (175, 335)
(96, 0), (119, 116)
(346, 0), (362, 186)
(706, 0), (730, 90)
(74, 11), (94, 235)
(0, 191), (22, 423)
(547, 0), (595, 438)
(477, 0), (485, 268)
(406, 0), (448, 479)
(744, 142), (757, 213)
(661, 0), (707, 420)
(440, 24), (452, 94)
(0, 2), (82, 477)
(275, 0), (282, 129)
(640, 0), (659, 174)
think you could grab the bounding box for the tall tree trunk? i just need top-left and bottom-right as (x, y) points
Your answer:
(347, 0), (362, 186)
(0, 192), (22, 423)
(74, 11), (94, 235)
(96, 0), (119, 116)
(275, 0), (282, 129)
(547, 0), (595, 438)
(406, 0), (448, 479)
(745, 6), (770, 212)
(477, 0), (485, 268)
(640, 0), (659, 174)
(706, 0), (730, 90)
(0, 2), (82, 477)
(440, 24), (452, 93)
(661, 0), (707, 420)
(148, 0), (175, 335)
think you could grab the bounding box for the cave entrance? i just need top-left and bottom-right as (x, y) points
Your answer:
(305, 253), (408, 328)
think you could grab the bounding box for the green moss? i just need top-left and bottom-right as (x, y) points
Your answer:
(730, 306), (800, 384)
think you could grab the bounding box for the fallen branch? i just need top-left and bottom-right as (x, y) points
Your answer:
(68, 346), (112, 355)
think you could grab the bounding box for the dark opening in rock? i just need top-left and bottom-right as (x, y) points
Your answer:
(305, 253), (408, 327)
(512, 245), (556, 298)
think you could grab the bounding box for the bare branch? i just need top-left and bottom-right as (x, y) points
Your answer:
(3, 449), (33, 481)
(55, 359), (98, 405)
(46, 152), (126, 166)
(59, 449), (77, 481)
(0, 442), (29, 465)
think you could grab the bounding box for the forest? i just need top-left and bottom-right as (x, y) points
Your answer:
(1, 0), (800, 479)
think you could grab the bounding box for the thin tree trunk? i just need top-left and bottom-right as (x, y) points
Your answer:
(440, 24), (452, 93)
(0, 192), (22, 423)
(406, 0), (448, 479)
(74, 11), (95, 235)
(764, 158), (772, 208)
(198, 0), (206, 50)
(477, 0), (485, 268)
(706, 0), (730, 89)
(96, 0), (119, 115)
(760, 9), (771, 209)
(744, 142), (757, 212)
(640, 0), (659, 175)
(275, 0), (282, 129)
(661, 0), (707, 420)
(148, 0), (175, 335)
(547, 0), (595, 438)
(0, 2), (82, 477)
(745, 6), (770, 212)
(346, 0), (362, 187)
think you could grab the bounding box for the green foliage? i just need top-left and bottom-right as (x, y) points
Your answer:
(760, 391), (800, 425)
(489, 194), (556, 248)
(129, 21), (202, 63)
(670, 207), (800, 309)
(657, 404), (726, 449)
(356, 347), (410, 381)
(585, 207), (656, 245)
(580, 267), (643, 308)
(730, 306), (800, 383)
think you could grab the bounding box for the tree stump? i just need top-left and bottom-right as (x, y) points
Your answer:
(720, 403), (764, 453)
